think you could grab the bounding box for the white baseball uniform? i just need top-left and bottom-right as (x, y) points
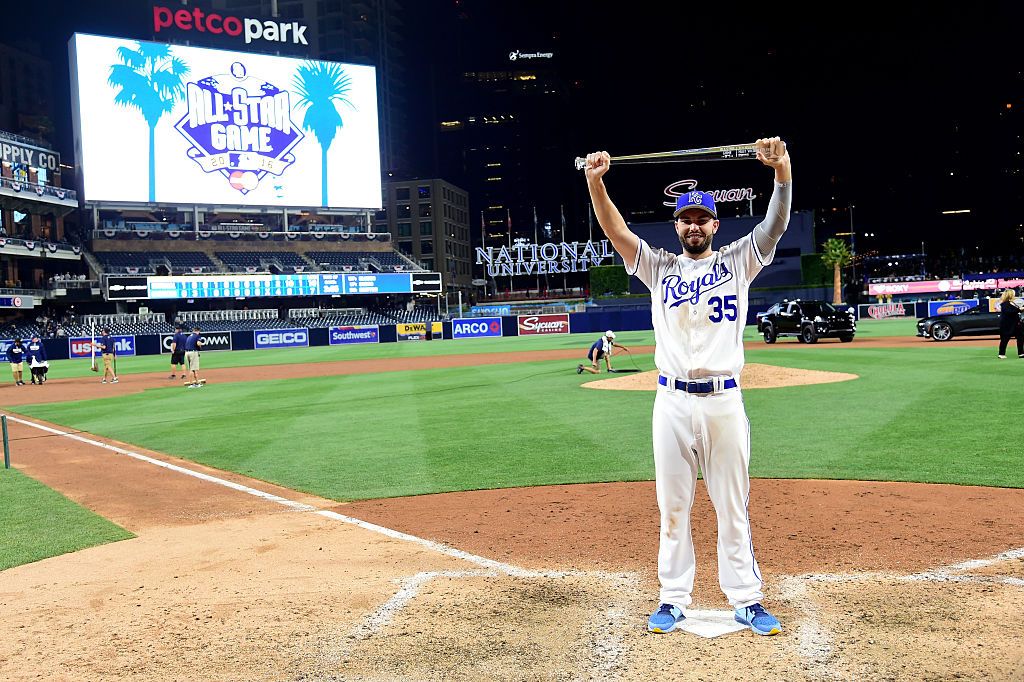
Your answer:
(629, 199), (784, 609)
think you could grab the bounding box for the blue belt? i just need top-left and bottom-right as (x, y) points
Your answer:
(658, 375), (737, 394)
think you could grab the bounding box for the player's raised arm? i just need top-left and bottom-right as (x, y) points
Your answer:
(752, 137), (793, 258)
(584, 152), (639, 267)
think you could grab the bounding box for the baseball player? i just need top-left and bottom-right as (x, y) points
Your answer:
(578, 330), (630, 374)
(584, 137), (792, 636)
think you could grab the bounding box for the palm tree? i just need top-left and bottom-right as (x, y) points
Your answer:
(108, 42), (189, 202)
(821, 238), (853, 304)
(292, 62), (355, 207)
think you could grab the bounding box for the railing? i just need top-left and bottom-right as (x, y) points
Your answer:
(288, 307), (364, 318)
(82, 313), (166, 327)
(177, 309), (278, 322)
(0, 176), (76, 201)
(49, 278), (96, 289)
(0, 287), (46, 297)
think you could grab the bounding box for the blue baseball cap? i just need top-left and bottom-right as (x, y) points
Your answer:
(673, 190), (718, 219)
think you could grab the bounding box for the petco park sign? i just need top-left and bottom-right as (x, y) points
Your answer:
(153, 4), (310, 46)
(518, 314), (570, 335)
(475, 240), (613, 278)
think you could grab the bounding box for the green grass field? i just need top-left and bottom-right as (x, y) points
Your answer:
(0, 468), (134, 571)
(9, 319), (1022, 505)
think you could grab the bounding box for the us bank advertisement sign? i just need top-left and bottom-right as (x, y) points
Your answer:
(69, 33), (381, 208)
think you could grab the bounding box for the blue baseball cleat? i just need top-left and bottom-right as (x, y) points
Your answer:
(735, 603), (781, 635)
(647, 603), (685, 633)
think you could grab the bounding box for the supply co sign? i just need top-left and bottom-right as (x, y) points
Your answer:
(518, 314), (570, 335)
(452, 317), (502, 339)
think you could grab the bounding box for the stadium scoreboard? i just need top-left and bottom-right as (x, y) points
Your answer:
(107, 272), (443, 300)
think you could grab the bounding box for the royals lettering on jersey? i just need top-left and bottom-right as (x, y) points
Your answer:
(629, 232), (774, 380)
(662, 262), (733, 308)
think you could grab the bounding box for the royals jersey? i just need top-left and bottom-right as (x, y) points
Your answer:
(628, 232), (774, 380)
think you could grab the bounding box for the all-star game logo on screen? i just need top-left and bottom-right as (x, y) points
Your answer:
(175, 61), (304, 195)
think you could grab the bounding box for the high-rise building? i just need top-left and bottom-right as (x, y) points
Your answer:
(376, 178), (472, 296)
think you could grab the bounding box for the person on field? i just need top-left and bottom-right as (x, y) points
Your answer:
(7, 337), (26, 386)
(578, 330), (630, 374)
(26, 335), (48, 385)
(997, 288), (1024, 359)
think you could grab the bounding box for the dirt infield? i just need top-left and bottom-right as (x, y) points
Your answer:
(2, 341), (1022, 680)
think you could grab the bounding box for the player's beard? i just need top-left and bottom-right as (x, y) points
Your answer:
(680, 230), (714, 255)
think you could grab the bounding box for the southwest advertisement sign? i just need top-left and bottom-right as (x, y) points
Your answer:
(518, 313), (570, 335)
(396, 323), (427, 341)
(69, 335), (136, 358)
(159, 331), (232, 353)
(452, 317), (502, 340)
(927, 300), (979, 316)
(69, 33), (381, 208)
(329, 325), (379, 345)
(254, 328), (308, 349)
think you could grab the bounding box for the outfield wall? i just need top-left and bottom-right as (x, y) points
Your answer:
(2, 299), (981, 361)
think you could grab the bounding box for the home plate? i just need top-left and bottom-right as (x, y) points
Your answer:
(679, 609), (749, 638)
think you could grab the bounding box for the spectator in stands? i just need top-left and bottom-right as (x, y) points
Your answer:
(997, 289), (1024, 360)
(97, 327), (119, 384)
(7, 337), (27, 385)
(184, 326), (204, 388)
(578, 330), (630, 375)
(26, 335), (47, 385)
(169, 325), (187, 379)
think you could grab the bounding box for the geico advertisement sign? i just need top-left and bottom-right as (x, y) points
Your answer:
(329, 325), (379, 345)
(159, 331), (232, 353)
(69, 335), (136, 358)
(69, 34), (381, 209)
(452, 317), (502, 339)
(518, 314), (570, 335)
(254, 329), (309, 349)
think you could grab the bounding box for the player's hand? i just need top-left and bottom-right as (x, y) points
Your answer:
(756, 137), (789, 167)
(584, 151), (611, 183)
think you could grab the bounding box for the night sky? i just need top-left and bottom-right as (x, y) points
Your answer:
(4, 1), (1021, 256)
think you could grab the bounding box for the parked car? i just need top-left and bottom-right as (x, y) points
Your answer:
(916, 305), (1002, 341)
(757, 299), (856, 344)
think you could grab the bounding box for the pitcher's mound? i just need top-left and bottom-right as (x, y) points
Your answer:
(583, 364), (858, 391)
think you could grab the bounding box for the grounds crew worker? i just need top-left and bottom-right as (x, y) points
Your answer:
(98, 327), (118, 384)
(184, 326), (204, 388)
(578, 330), (629, 374)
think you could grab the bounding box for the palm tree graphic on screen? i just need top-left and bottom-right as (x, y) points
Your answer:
(108, 42), (189, 202)
(292, 61), (355, 207)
